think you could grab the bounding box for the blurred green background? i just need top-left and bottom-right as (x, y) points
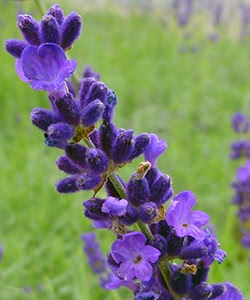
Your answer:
(0, 0), (250, 299)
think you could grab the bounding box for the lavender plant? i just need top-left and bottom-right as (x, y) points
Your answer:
(5, 2), (245, 299)
(230, 112), (250, 255)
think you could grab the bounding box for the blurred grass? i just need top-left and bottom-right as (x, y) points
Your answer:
(0, 1), (250, 299)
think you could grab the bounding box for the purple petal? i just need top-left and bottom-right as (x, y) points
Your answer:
(112, 240), (132, 263)
(144, 134), (167, 167)
(216, 282), (245, 300)
(105, 275), (138, 292)
(93, 220), (112, 229)
(122, 232), (147, 251)
(15, 59), (29, 82)
(134, 260), (153, 281)
(101, 197), (128, 216)
(141, 245), (160, 263)
(119, 261), (135, 280)
(190, 210), (210, 227)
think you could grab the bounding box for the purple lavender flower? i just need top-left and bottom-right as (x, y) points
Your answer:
(232, 112), (250, 133)
(230, 140), (250, 159)
(216, 282), (244, 300)
(111, 232), (160, 281)
(166, 191), (210, 239)
(101, 197), (128, 216)
(15, 43), (76, 95)
(83, 64), (100, 80)
(144, 134), (167, 167)
(241, 229), (250, 248)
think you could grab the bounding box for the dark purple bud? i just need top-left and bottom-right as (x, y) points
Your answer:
(84, 198), (109, 221)
(55, 94), (80, 126)
(77, 174), (102, 190)
(86, 148), (109, 174)
(81, 99), (105, 127)
(149, 234), (168, 258)
(102, 90), (118, 123)
(65, 144), (87, 169)
(209, 284), (226, 299)
(83, 65), (100, 80)
(84, 81), (108, 107)
(56, 176), (79, 193)
(79, 78), (96, 109)
(66, 80), (76, 97)
(47, 3), (64, 25)
(134, 292), (159, 300)
(170, 268), (193, 296)
(99, 122), (118, 157)
(61, 12), (82, 50)
(118, 204), (139, 225)
(150, 220), (172, 239)
(5, 39), (27, 58)
(129, 133), (151, 160)
(56, 155), (82, 175)
(45, 136), (68, 149)
(190, 282), (212, 300)
(112, 129), (134, 164)
(179, 244), (208, 260)
(30, 108), (60, 131)
(166, 231), (184, 256)
(47, 122), (74, 141)
(150, 174), (172, 206)
(107, 253), (120, 274)
(127, 173), (150, 206)
(17, 14), (41, 45)
(139, 202), (158, 223)
(105, 176), (126, 199)
(41, 15), (60, 44)
(192, 261), (209, 286)
(145, 167), (160, 189)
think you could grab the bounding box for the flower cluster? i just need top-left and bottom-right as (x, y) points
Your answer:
(230, 112), (250, 254)
(5, 3), (245, 300)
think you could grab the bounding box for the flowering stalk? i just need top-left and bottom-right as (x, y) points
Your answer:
(5, 2), (246, 300)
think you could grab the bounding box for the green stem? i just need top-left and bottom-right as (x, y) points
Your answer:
(136, 220), (152, 240)
(159, 259), (179, 300)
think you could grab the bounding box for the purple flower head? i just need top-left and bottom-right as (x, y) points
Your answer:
(236, 160), (250, 183)
(241, 229), (250, 248)
(16, 43), (76, 95)
(101, 197), (128, 217)
(82, 232), (107, 274)
(111, 232), (160, 281)
(230, 140), (250, 160)
(166, 191), (210, 239)
(215, 282), (245, 300)
(231, 112), (250, 133)
(144, 134), (167, 167)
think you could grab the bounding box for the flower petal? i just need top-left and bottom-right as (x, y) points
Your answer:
(216, 282), (245, 300)
(141, 245), (160, 263)
(191, 210), (210, 227)
(15, 59), (29, 82)
(134, 260), (153, 281)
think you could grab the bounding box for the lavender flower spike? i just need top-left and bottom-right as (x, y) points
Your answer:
(166, 191), (210, 239)
(111, 232), (160, 281)
(16, 43), (76, 95)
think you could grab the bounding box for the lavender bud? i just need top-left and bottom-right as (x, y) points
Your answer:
(56, 155), (82, 175)
(61, 12), (82, 50)
(41, 15), (60, 44)
(139, 202), (158, 223)
(170, 268), (193, 296)
(145, 167), (160, 189)
(119, 204), (139, 225)
(166, 231), (184, 256)
(47, 122), (74, 141)
(47, 3), (64, 25)
(129, 133), (151, 160)
(102, 90), (118, 123)
(81, 99), (105, 127)
(149, 234), (168, 258)
(99, 122), (118, 157)
(209, 284), (226, 299)
(179, 244), (208, 260)
(86, 148), (109, 174)
(30, 108), (60, 131)
(150, 174), (172, 206)
(107, 252), (120, 274)
(45, 136), (68, 149)
(190, 282), (212, 300)
(55, 94), (80, 126)
(77, 174), (102, 190)
(84, 198), (109, 221)
(84, 81), (108, 107)
(56, 176), (79, 193)
(127, 173), (150, 206)
(17, 14), (41, 45)
(79, 78), (96, 109)
(111, 129), (134, 164)
(5, 39), (27, 58)
(65, 144), (88, 169)
(83, 65), (100, 80)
